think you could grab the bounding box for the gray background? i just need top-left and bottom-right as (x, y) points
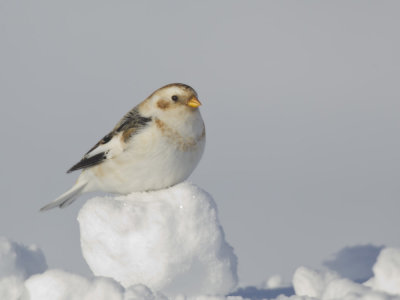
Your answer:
(1, 1), (399, 286)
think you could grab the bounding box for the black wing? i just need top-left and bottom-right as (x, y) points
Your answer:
(67, 152), (107, 173)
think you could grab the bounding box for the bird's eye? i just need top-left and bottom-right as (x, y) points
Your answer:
(171, 95), (178, 102)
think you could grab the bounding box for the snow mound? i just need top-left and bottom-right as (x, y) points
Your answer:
(292, 267), (373, 300)
(265, 275), (285, 289)
(1, 234), (400, 300)
(293, 267), (339, 298)
(24, 269), (169, 300)
(0, 237), (47, 279)
(365, 248), (400, 295)
(0, 276), (26, 300)
(77, 182), (238, 297)
(25, 269), (124, 300)
(291, 247), (400, 300)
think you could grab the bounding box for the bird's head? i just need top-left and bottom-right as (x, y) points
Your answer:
(141, 83), (202, 118)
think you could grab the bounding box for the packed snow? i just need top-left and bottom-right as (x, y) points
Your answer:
(78, 182), (238, 297)
(1, 184), (400, 299)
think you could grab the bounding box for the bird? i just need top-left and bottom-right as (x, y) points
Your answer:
(40, 83), (205, 211)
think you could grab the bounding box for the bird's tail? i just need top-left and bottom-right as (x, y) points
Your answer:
(40, 182), (87, 211)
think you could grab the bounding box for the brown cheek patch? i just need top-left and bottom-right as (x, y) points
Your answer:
(157, 100), (170, 110)
(155, 118), (166, 132)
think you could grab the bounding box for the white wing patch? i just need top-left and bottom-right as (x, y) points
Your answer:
(85, 132), (126, 160)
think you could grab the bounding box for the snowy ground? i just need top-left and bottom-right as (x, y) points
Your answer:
(1, 183), (399, 300)
(1, 237), (400, 300)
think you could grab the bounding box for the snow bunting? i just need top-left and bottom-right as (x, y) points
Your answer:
(40, 83), (205, 211)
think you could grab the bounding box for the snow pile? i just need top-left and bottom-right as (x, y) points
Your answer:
(25, 270), (167, 300)
(77, 182), (238, 297)
(288, 247), (400, 300)
(292, 267), (339, 298)
(0, 276), (26, 300)
(25, 269), (169, 300)
(0, 237), (167, 300)
(1, 234), (400, 300)
(0, 237), (47, 300)
(365, 248), (400, 295)
(265, 275), (285, 289)
(25, 269), (125, 300)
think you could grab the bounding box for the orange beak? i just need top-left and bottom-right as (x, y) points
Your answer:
(187, 96), (202, 108)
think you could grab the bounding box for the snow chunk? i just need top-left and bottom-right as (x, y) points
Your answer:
(0, 237), (47, 279)
(265, 275), (285, 289)
(365, 248), (400, 295)
(78, 182), (238, 297)
(292, 247), (400, 300)
(0, 276), (26, 300)
(25, 269), (124, 300)
(293, 267), (339, 298)
(322, 278), (370, 299)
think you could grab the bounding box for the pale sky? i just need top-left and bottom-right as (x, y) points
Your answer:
(1, 0), (399, 285)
